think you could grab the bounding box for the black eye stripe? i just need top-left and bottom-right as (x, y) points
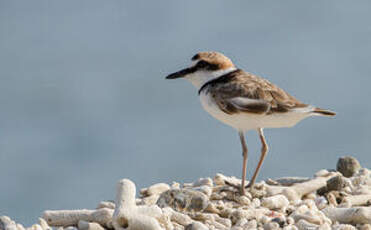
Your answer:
(197, 61), (208, 67)
(207, 63), (219, 70)
(196, 61), (219, 70)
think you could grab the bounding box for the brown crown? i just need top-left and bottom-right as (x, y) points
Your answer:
(192, 51), (235, 70)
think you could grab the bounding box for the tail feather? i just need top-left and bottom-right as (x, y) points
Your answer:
(311, 107), (336, 117)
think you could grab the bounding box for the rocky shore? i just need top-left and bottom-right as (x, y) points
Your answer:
(1, 156), (371, 230)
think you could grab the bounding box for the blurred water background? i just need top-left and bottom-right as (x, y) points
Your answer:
(1, 0), (370, 225)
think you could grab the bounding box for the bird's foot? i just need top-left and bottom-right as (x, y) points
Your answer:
(245, 180), (257, 189)
(224, 180), (251, 196)
(224, 180), (240, 190)
(244, 182), (252, 189)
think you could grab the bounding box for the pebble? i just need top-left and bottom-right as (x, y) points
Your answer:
(4, 156), (371, 230)
(290, 212), (322, 225)
(283, 226), (298, 230)
(282, 188), (300, 203)
(323, 207), (371, 225)
(192, 177), (213, 187)
(192, 186), (212, 197)
(337, 156), (361, 178)
(327, 176), (347, 191)
(286, 216), (295, 225)
(302, 199), (317, 210)
(16, 224), (25, 230)
(259, 215), (271, 225)
(261, 195), (289, 210)
(0, 216), (17, 230)
(224, 191), (251, 205)
(273, 177), (310, 186)
(295, 219), (319, 230)
(38, 218), (51, 230)
(271, 216), (286, 227)
(96, 201), (115, 209)
(235, 195), (251, 206)
(333, 223), (357, 230)
(185, 222), (208, 230)
(318, 223), (332, 230)
(251, 198), (261, 208)
(64, 227), (78, 230)
(145, 183), (170, 196)
(173, 222), (185, 230)
(315, 169), (331, 177)
(234, 218), (248, 227)
(143, 194), (160, 205)
(326, 192), (338, 206)
(156, 189), (209, 212)
(263, 222), (280, 230)
(77, 220), (105, 230)
(213, 173), (227, 186)
(360, 224), (371, 230)
(171, 182), (181, 189)
(229, 209), (246, 224)
(315, 196), (328, 210)
(244, 219), (256, 228)
(303, 192), (317, 200)
(163, 207), (193, 226)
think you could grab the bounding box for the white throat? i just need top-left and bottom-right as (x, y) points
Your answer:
(185, 67), (237, 90)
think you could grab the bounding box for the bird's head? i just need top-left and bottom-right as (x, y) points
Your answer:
(166, 51), (237, 89)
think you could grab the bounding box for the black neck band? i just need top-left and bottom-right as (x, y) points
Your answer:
(198, 69), (239, 95)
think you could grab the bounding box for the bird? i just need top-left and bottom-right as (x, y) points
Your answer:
(165, 51), (335, 195)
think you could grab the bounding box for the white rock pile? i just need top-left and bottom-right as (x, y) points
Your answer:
(1, 156), (371, 230)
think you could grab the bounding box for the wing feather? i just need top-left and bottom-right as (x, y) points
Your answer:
(205, 69), (307, 115)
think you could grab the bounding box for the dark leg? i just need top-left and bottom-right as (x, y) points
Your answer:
(247, 128), (268, 188)
(239, 131), (248, 195)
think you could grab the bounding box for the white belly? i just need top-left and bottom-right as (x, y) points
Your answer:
(200, 92), (310, 131)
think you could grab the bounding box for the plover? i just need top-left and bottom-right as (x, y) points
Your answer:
(166, 51), (335, 194)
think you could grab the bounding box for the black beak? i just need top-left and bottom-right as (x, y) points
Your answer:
(165, 67), (195, 79)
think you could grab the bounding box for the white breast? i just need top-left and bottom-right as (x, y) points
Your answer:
(185, 67), (237, 89)
(199, 91), (312, 131)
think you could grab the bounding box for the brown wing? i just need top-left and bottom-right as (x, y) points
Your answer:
(205, 69), (307, 115)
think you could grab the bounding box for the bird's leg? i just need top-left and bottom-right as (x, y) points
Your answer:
(247, 128), (269, 188)
(238, 131), (248, 195)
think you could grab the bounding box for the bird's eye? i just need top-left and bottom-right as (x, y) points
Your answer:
(197, 61), (208, 68)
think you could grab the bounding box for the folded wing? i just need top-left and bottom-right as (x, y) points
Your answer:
(206, 70), (308, 115)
